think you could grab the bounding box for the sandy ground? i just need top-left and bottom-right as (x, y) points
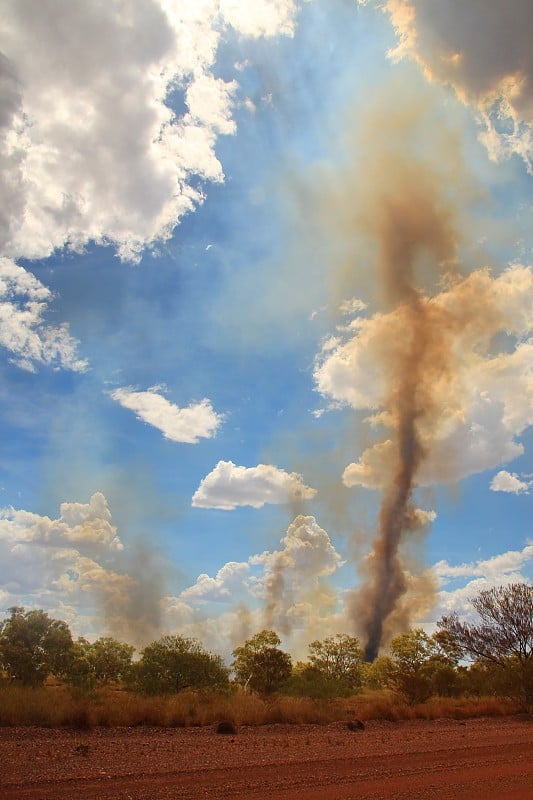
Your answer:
(1, 716), (532, 799)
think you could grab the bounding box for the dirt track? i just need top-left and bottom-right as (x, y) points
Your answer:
(1, 716), (532, 799)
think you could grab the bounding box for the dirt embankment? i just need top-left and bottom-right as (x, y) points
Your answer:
(1, 716), (532, 799)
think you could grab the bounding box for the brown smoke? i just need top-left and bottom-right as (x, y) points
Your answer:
(341, 86), (466, 658)
(358, 127), (461, 658)
(251, 515), (343, 638)
(302, 81), (479, 659)
(95, 538), (165, 648)
(353, 299), (454, 660)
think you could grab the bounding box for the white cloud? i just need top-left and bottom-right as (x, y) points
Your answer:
(250, 514), (344, 586)
(191, 460), (317, 509)
(111, 387), (223, 444)
(0, 493), (167, 645)
(220, 0), (298, 38)
(0, 492), (122, 552)
(180, 561), (250, 603)
(0, 492), (130, 633)
(315, 266), (533, 489)
(0, 257), (87, 371)
(172, 513), (344, 646)
(383, 0), (533, 169)
(490, 470), (532, 494)
(0, 0), (300, 264)
(435, 546), (533, 583)
(432, 544), (533, 621)
(0, 1), (301, 372)
(339, 297), (367, 316)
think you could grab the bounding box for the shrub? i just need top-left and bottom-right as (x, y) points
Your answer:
(132, 635), (229, 695)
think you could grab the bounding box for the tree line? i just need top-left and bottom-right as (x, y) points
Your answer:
(1, 583), (531, 710)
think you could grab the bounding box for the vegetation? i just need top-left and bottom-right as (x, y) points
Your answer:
(387, 628), (462, 704)
(283, 634), (364, 699)
(439, 582), (533, 711)
(232, 630), (292, 694)
(0, 582), (531, 724)
(0, 683), (514, 728)
(308, 634), (363, 688)
(0, 607), (73, 686)
(68, 637), (135, 689)
(132, 635), (230, 695)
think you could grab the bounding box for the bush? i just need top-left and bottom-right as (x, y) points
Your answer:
(132, 635), (229, 695)
(232, 631), (292, 695)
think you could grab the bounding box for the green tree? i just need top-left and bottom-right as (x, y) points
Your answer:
(66, 636), (135, 688)
(431, 629), (463, 666)
(423, 629), (463, 698)
(282, 661), (352, 699)
(360, 655), (394, 690)
(388, 629), (435, 704)
(91, 637), (135, 684)
(232, 630), (292, 694)
(0, 607), (73, 686)
(308, 634), (363, 690)
(66, 637), (97, 689)
(438, 582), (533, 710)
(133, 634), (229, 695)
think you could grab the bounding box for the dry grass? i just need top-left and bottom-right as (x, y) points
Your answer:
(0, 685), (516, 729)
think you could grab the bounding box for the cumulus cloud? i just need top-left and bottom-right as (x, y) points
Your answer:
(0, 491), (122, 552)
(0, 492), (167, 644)
(250, 515), (345, 635)
(0, 492), (128, 630)
(180, 561), (250, 603)
(0, 0), (300, 264)
(0, 1), (300, 371)
(111, 387), (223, 444)
(0, 257), (87, 371)
(382, 0), (533, 168)
(220, 0), (298, 38)
(433, 543), (533, 621)
(490, 470), (532, 494)
(172, 513), (344, 643)
(251, 514), (343, 582)
(314, 265), (533, 489)
(191, 460), (317, 509)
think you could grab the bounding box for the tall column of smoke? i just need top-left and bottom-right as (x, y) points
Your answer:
(360, 181), (458, 661)
(335, 90), (466, 661)
(308, 81), (529, 653)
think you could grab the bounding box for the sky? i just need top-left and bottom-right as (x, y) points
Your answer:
(0, 0), (531, 661)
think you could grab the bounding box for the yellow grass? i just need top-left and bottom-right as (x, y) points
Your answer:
(0, 684), (516, 728)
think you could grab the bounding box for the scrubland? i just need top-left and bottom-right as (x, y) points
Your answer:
(0, 684), (516, 729)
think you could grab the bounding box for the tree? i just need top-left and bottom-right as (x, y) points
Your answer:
(0, 607), (73, 686)
(307, 634), (363, 690)
(438, 582), (533, 709)
(232, 630), (292, 694)
(360, 656), (394, 690)
(66, 637), (97, 689)
(91, 637), (135, 684)
(66, 636), (135, 688)
(388, 629), (435, 704)
(133, 634), (229, 695)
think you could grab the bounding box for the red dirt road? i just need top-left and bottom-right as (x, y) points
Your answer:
(1, 716), (532, 799)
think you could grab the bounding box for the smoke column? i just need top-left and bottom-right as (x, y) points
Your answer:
(322, 85), (467, 660)
(360, 298), (449, 660)
(361, 161), (458, 659)
(359, 181), (460, 659)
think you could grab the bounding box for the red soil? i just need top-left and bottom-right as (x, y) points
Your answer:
(1, 716), (532, 799)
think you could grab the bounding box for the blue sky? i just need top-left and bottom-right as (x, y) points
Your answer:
(0, 0), (531, 659)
